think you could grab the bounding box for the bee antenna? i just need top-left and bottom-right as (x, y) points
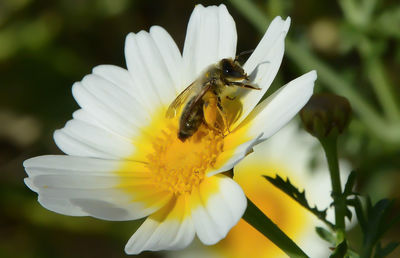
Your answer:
(235, 49), (254, 61)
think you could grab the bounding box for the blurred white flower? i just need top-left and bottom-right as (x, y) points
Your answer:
(213, 121), (334, 258)
(23, 4), (316, 255)
(170, 120), (352, 258)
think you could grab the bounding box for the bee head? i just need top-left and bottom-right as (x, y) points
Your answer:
(220, 58), (248, 81)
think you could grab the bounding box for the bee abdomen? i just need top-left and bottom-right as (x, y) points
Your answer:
(178, 98), (204, 141)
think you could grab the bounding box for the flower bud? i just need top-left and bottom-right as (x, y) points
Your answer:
(300, 93), (351, 139)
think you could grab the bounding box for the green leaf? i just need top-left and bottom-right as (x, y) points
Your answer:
(242, 198), (309, 258)
(347, 249), (360, 258)
(348, 197), (400, 258)
(330, 240), (348, 258)
(374, 242), (400, 258)
(372, 7), (400, 39)
(264, 175), (334, 229)
(371, 201), (400, 251)
(345, 206), (353, 221)
(315, 227), (336, 244)
(368, 199), (394, 243)
(347, 197), (366, 233)
(343, 171), (357, 197)
(342, 172), (359, 222)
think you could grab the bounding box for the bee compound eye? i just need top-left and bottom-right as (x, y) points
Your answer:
(222, 60), (234, 75)
(221, 59), (245, 79)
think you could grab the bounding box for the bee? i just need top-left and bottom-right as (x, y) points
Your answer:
(166, 57), (260, 141)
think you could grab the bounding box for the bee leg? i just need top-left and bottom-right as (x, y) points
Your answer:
(216, 99), (230, 134)
(227, 81), (261, 90)
(203, 99), (218, 130)
(226, 95), (236, 101)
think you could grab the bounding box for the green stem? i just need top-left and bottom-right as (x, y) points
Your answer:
(360, 240), (373, 258)
(358, 41), (400, 122)
(368, 60), (399, 122)
(229, 0), (270, 30)
(243, 197), (309, 258)
(319, 137), (346, 234)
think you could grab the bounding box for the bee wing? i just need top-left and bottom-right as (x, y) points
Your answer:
(180, 82), (212, 121)
(166, 80), (203, 118)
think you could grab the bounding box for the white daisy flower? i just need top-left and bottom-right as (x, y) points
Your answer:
(23, 4), (317, 255)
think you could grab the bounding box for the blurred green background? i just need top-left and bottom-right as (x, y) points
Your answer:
(0, 0), (399, 257)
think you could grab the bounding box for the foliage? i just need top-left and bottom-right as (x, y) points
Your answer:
(348, 197), (400, 258)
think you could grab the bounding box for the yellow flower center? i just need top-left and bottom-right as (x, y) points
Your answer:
(117, 102), (251, 201)
(146, 122), (224, 195)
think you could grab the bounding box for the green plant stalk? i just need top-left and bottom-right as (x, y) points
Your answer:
(319, 137), (346, 235)
(243, 197), (309, 258)
(360, 240), (373, 258)
(356, 36), (400, 123)
(365, 56), (400, 123)
(229, 0), (269, 31)
(228, 0), (400, 144)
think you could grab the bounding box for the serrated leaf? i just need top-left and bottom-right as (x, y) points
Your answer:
(347, 197), (366, 233)
(345, 206), (353, 221)
(349, 196), (400, 257)
(374, 241), (400, 258)
(373, 200), (400, 242)
(368, 199), (394, 243)
(343, 171), (357, 197)
(330, 240), (348, 258)
(316, 227), (336, 244)
(347, 249), (360, 258)
(264, 174), (334, 228)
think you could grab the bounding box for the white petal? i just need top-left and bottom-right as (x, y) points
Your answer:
(92, 65), (151, 114)
(207, 133), (263, 177)
(244, 16), (290, 78)
(182, 4), (237, 88)
(215, 175), (247, 220)
(200, 176), (246, 237)
(31, 174), (147, 190)
(24, 177), (38, 192)
(72, 109), (102, 127)
(69, 197), (169, 221)
(149, 26), (184, 93)
(25, 155), (123, 174)
(190, 190), (221, 245)
(190, 175), (246, 245)
(54, 119), (134, 159)
(125, 28), (180, 108)
(244, 71), (317, 141)
(23, 155), (172, 221)
(72, 74), (147, 138)
(38, 195), (87, 216)
(125, 197), (195, 254)
(125, 216), (162, 254)
(234, 17), (291, 127)
(24, 155), (120, 176)
(167, 214), (196, 250)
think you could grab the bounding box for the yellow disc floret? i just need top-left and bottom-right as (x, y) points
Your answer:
(146, 122), (224, 195)
(117, 100), (250, 200)
(120, 108), (225, 197)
